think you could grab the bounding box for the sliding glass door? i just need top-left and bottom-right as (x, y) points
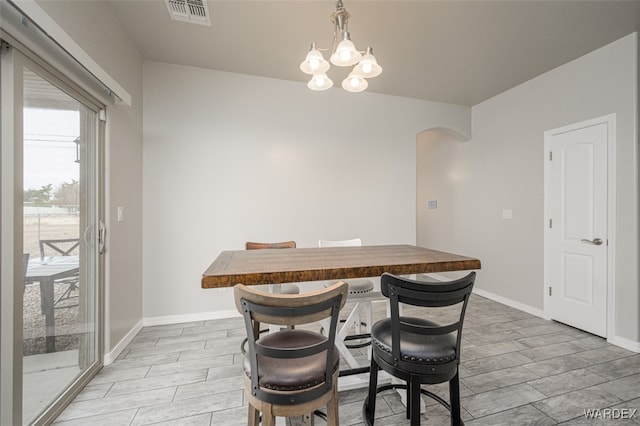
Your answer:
(1, 44), (104, 425)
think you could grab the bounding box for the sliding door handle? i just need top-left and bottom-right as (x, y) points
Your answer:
(98, 220), (106, 254)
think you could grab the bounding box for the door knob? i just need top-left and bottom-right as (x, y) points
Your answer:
(581, 238), (603, 246)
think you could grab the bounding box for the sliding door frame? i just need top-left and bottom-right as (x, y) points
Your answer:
(0, 39), (106, 426)
(1, 40), (25, 426)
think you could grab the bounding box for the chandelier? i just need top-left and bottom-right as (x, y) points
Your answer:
(300, 0), (382, 93)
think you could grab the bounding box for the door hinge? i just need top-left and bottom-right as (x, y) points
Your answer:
(548, 286), (552, 296)
(549, 151), (553, 161)
(549, 218), (552, 228)
(99, 109), (106, 122)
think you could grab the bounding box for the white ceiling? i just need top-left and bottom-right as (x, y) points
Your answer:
(108, 0), (640, 106)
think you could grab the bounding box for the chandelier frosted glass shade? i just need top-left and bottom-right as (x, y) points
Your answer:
(300, 43), (330, 75)
(329, 33), (362, 67)
(307, 73), (334, 91)
(353, 47), (382, 78)
(342, 73), (368, 92)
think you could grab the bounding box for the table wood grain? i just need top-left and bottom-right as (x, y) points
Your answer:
(202, 244), (480, 288)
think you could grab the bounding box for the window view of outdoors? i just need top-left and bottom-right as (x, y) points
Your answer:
(22, 96), (87, 423)
(23, 107), (80, 356)
(22, 66), (99, 425)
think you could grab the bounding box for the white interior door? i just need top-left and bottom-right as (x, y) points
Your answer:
(545, 118), (610, 337)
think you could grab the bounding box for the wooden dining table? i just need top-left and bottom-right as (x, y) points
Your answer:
(202, 244), (481, 289)
(202, 244), (481, 390)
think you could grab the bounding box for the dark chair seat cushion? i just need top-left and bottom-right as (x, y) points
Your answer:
(371, 317), (456, 364)
(243, 329), (340, 391)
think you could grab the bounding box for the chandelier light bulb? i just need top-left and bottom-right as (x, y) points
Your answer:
(300, 43), (330, 75)
(353, 47), (382, 78)
(342, 73), (367, 92)
(307, 73), (333, 91)
(330, 33), (362, 67)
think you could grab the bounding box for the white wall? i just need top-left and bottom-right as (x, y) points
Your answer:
(143, 61), (471, 319)
(36, 0), (144, 353)
(417, 33), (639, 345)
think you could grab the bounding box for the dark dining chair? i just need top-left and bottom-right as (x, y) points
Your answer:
(234, 281), (348, 426)
(363, 272), (476, 426)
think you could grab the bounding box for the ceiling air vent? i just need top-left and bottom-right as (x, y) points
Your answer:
(164, 0), (211, 26)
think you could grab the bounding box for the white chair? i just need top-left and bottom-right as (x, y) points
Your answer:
(319, 238), (376, 359)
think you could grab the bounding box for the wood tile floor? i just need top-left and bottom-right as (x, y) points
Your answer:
(54, 294), (640, 425)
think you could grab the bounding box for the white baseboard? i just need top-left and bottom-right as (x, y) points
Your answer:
(472, 287), (546, 319)
(103, 310), (240, 365)
(472, 287), (640, 353)
(103, 318), (143, 366)
(415, 274), (547, 319)
(607, 334), (640, 353)
(142, 309), (240, 327)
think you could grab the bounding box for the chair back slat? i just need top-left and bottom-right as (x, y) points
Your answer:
(318, 238), (362, 247)
(235, 282), (346, 326)
(395, 286), (471, 308)
(245, 241), (296, 250)
(382, 273), (474, 306)
(39, 238), (79, 260)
